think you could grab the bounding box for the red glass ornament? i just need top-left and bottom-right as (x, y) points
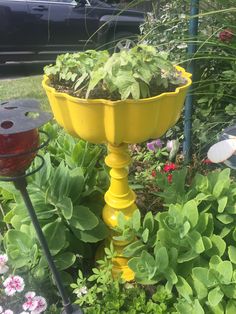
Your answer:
(0, 128), (39, 176)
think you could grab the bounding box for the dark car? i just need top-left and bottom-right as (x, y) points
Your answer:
(0, 0), (144, 62)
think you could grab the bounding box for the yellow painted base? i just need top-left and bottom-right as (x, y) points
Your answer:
(96, 242), (135, 281)
(97, 144), (137, 281)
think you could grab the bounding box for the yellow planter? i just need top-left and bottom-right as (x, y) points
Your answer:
(42, 66), (191, 145)
(42, 66), (192, 281)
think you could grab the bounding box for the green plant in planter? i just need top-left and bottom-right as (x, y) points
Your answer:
(44, 45), (187, 100)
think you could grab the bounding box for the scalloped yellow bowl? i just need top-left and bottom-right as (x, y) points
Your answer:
(42, 66), (192, 145)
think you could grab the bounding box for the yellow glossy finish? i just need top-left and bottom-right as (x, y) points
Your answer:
(42, 66), (192, 145)
(102, 144), (136, 280)
(42, 66), (192, 281)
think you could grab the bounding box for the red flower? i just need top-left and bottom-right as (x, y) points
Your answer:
(163, 162), (176, 173)
(167, 173), (173, 183)
(151, 170), (157, 177)
(202, 158), (212, 165)
(219, 29), (234, 42)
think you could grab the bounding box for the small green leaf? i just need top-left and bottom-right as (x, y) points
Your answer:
(208, 287), (224, 307)
(217, 196), (228, 213)
(228, 246), (236, 264)
(216, 214), (234, 224)
(216, 261), (233, 284)
(176, 276), (193, 301)
(142, 228), (149, 243)
(143, 211), (154, 233)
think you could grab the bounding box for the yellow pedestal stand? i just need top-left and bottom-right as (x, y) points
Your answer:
(42, 66), (191, 281)
(103, 143), (137, 280)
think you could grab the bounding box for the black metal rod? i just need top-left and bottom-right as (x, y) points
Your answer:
(14, 177), (83, 314)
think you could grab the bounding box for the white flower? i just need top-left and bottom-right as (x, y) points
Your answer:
(0, 254), (9, 274)
(3, 310), (14, 314)
(0, 306), (3, 313)
(76, 286), (88, 298)
(19, 312), (30, 314)
(3, 275), (25, 296)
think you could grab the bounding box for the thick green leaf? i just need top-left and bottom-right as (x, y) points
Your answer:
(70, 205), (99, 231)
(208, 287), (224, 307)
(42, 219), (66, 255)
(216, 261), (233, 284)
(176, 276), (193, 301)
(192, 277), (208, 299)
(143, 211), (154, 233)
(216, 214), (234, 224)
(155, 247), (169, 271)
(192, 267), (211, 287)
(213, 169), (230, 198)
(142, 228), (149, 243)
(132, 209), (141, 231)
(221, 284), (236, 299)
(56, 197), (73, 220)
(207, 235), (226, 257)
(187, 231), (205, 254)
(217, 196), (228, 213)
(123, 240), (146, 257)
(193, 173), (209, 192)
(226, 300), (236, 314)
(72, 220), (108, 243)
(228, 246), (236, 264)
(182, 200), (198, 228)
(54, 252), (76, 270)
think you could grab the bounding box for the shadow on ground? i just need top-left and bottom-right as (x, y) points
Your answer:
(0, 61), (52, 80)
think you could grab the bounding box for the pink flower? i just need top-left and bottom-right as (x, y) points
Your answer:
(0, 306), (2, 313)
(163, 162), (176, 173)
(30, 296), (47, 314)
(0, 254), (9, 274)
(219, 29), (234, 42)
(23, 292), (38, 311)
(3, 275), (25, 296)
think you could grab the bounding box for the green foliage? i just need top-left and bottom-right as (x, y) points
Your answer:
(44, 45), (186, 101)
(0, 123), (109, 283)
(116, 167), (236, 312)
(141, 0), (236, 156)
(71, 244), (177, 314)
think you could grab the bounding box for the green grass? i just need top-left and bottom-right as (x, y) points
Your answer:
(0, 75), (49, 109)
